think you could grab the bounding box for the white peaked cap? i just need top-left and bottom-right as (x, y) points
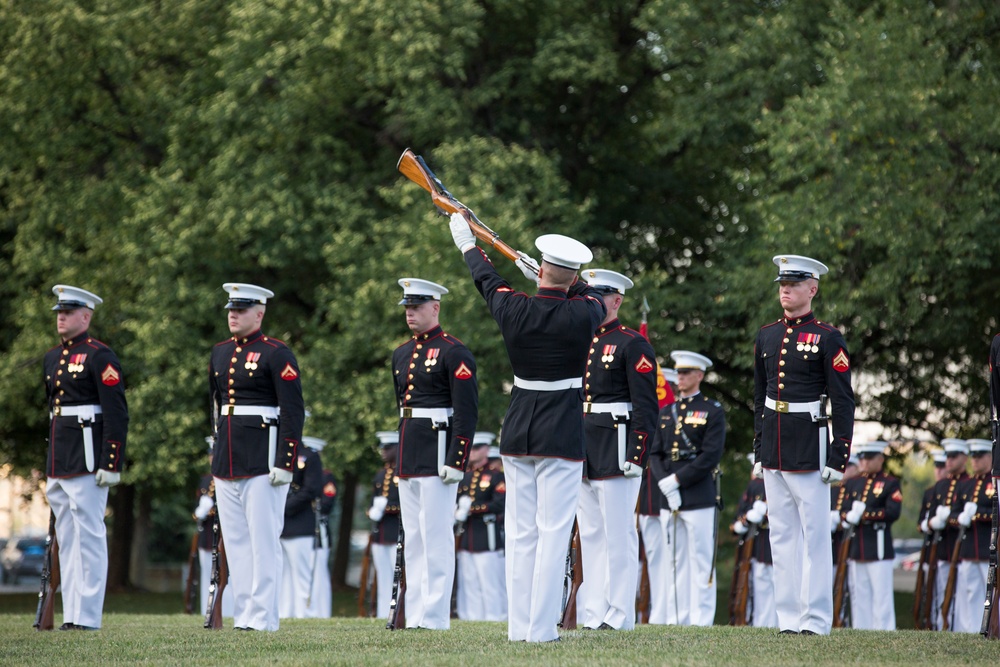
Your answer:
(967, 438), (992, 453)
(670, 350), (712, 371)
(931, 449), (947, 464)
(473, 431), (497, 447)
(398, 278), (448, 305)
(302, 436), (327, 452)
(581, 269), (634, 294)
(223, 283), (274, 308)
(662, 368), (679, 384)
(535, 234), (593, 270)
(941, 438), (969, 455)
(376, 431), (400, 448)
(51, 285), (103, 310)
(772, 255), (829, 282)
(852, 441), (887, 456)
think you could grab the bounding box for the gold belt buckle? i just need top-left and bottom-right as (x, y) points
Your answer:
(222, 404), (235, 416)
(53, 406), (62, 417)
(401, 407), (413, 419)
(582, 402), (593, 414)
(775, 401), (789, 413)
(671, 450), (680, 462)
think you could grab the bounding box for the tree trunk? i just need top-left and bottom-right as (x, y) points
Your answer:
(331, 471), (357, 590)
(106, 484), (135, 591)
(129, 490), (152, 590)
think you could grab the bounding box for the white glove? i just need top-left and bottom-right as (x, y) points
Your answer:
(964, 501), (978, 516)
(449, 212), (476, 252)
(820, 466), (843, 484)
(959, 501), (977, 527)
(268, 467), (293, 486)
(194, 494), (215, 521)
(845, 506), (863, 526)
(919, 517), (930, 534)
(455, 495), (473, 522)
(622, 461), (642, 479)
(929, 514), (947, 531)
(746, 500), (767, 524)
(368, 496), (388, 522)
(515, 252), (540, 285)
(732, 521), (749, 536)
(752, 462), (763, 479)
(658, 474), (682, 510)
(95, 469), (120, 488)
(440, 465), (464, 484)
(831, 510), (842, 533)
(935, 505), (951, 521)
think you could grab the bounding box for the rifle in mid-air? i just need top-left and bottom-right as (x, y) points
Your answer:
(558, 520), (583, 630)
(33, 512), (60, 631)
(386, 524), (406, 630)
(396, 149), (537, 274)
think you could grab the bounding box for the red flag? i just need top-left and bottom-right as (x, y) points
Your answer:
(639, 307), (674, 408)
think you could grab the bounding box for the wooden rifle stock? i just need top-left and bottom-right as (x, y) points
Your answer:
(203, 514), (228, 630)
(559, 521), (582, 629)
(33, 512), (60, 631)
(636, 525), (651, 624)
(386, 525), (406, 630)
(183, 523), (201, 614)
(912, 531), (932, 628)
(396, 149), (534, 271)
(729, 524), (758, 626)
(357, 531), (375, 618)
(831, 523), (855, 628)
(941, 525), (966, 631)
(918, 530), (942, 630)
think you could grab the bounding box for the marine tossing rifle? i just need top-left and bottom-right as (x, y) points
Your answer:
(396, 149), (538, 274)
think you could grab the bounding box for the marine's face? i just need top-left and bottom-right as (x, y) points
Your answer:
(228, 305), (264, 339)
(56, 308), (91, 341)
(777, 279), (816, 315)
(404, 301), (439, 335)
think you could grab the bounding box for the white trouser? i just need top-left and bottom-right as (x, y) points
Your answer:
(198, 548), (234, 617)
(398, 476), (458, 629)
(955, 560), (989, 633)
(503, 455), (582, 642)
(764, 469), (833, 635)
(371, 543), (396, 618)
(577, 476), (642, 629)
(458, 550), (507, 621)
(214, 475), (288, 631)
(639, 513), (668, 624)
(308, 543), (332, 618)
(934, 562), (949, 630)
(659, 506), (716, 626)
(848, 559), (895, 630)
(279, 536), (313, 618)
(46, 476), (109, 629)
(751, 561), (777, 628)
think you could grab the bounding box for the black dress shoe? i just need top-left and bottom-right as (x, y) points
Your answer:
(779, 629), (798, 635)
(58, 622), (77, 631)
(800, 629), (818, 635)
(597, 622), (615, 630)
(76, 626), (99, 631)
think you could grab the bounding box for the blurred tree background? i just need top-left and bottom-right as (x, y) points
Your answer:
(1, 0), (998, 586)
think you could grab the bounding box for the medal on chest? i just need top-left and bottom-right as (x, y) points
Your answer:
(245, 352), (261, 371)
(68, 353), (88, 374)
(601, 344), (617, 364)
(796, 333), (820, 354)
(987, 482), (995, 498)
(684, 410), (708, 426)
(873, 481), (884, 497)
(425, 347), (440, 368)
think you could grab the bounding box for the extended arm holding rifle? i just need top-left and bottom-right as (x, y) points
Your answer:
(33, 512), (60, 631)
(396, 149), (538, 274)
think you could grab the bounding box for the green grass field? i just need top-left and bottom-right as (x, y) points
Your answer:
(0, 591), (997, 667)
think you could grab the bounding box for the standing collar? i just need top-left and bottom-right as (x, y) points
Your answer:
(597, 318), (621, 334)
(62, 330), (90, 348)
(413, 325), (443, 341)
(782, 311), (815, 327)
(233, 329), (264, 345)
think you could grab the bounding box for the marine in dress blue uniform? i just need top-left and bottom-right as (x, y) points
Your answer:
(278, 437), (323, 619)
(367, 431), (402, 619)
(649, 351), (726, 626)
(952, 439), (993, 633)
(732, 463), (776, 628)
(209, 283), (305, 631)
(391, 278), (478, 629)
(44, 285), (129, 631)
(926, 438), (970, 631)
(574, 269), (658, 631)
(455, 432), (507, 621)
(840, 442), (901, 630)
(753, 255), (855, 636)
(449, 213), (606, 642)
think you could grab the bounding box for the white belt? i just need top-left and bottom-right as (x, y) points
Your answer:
(51, 404), (103, 418)
(220, 405), (280, 468)
(513, 376), (582, 391)
(399, 407), (453, 470)
(764, 397), (821, 418)
(51, 404), (102, 473)
(220, 405), (280, 419)
(584, 402), (634, 471)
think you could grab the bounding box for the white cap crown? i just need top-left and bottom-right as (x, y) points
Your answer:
(670, 350), (712, 371)
(535, 234), (593, 270)
(376, 430), (399, 448)
(223, 283), (274, 308)
(581, 269), (633, 294)
(51, 284), (102, 311)
(302, 436), (327, 452)
(772, 255), (829, 282)
(398, 278), (448, 305)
